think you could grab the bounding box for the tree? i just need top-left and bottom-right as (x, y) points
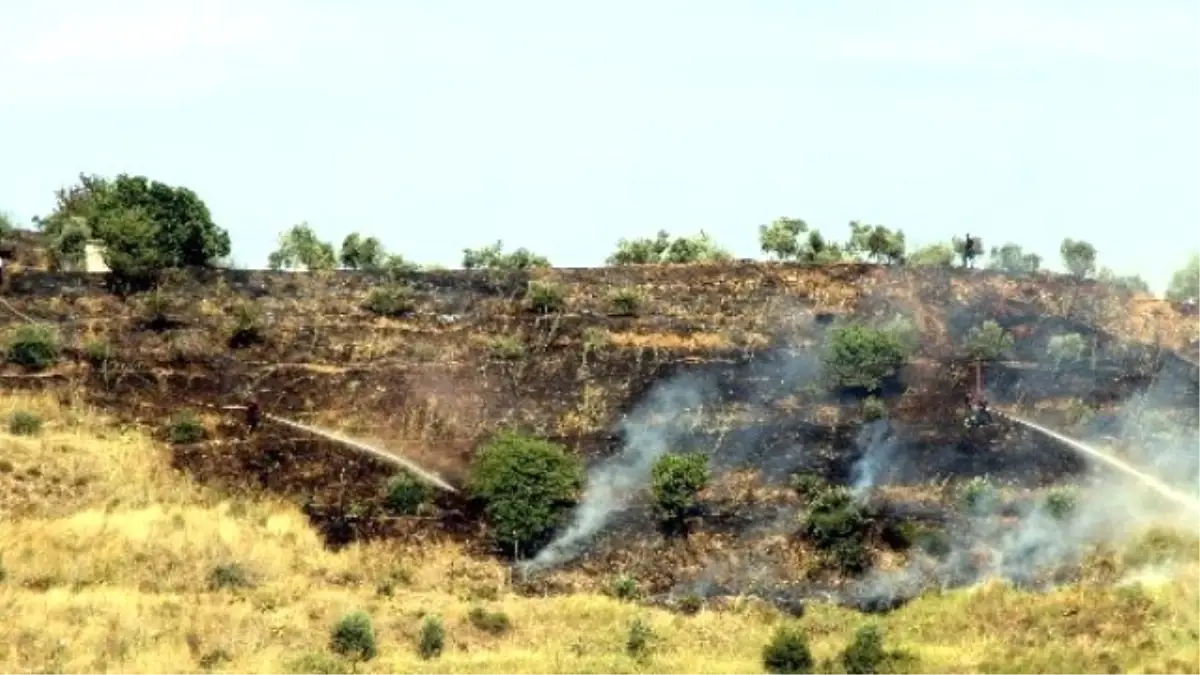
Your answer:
(608, 230), (732, 265)
(847, 222), (905, 264)
(986, 243), (1042, 276)
(650, 453), (711, 524)
(1046, 333), (1087, 368)
(906, 242), (956, 268)
(951, 235), (983, 268)
(822, 323), (913, 392)
(1059, 238), (1097, 279)
(268, 223), (336, 271)
(35, 172), (231, 272)
(759, 217), (809, 260)
(1166, 252), (1199, 303)
(1096, 267), (1150, 295)
(466, 431), (584, 554)
(100, 207), (172, 287)
(966, 320), (1014, 362)
(339, 233), (386, 270)
(462, 240), (551, 270)
(0, 211), (14, 237)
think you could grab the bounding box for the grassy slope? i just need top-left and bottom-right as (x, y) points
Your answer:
(0, 392), (1197, 674)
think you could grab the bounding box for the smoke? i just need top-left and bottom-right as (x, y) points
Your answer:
(525, 373), (713, 570)
(525, 308), (830, 572)
(844, 346), (1200, 611)
(849, 419), (900, 498)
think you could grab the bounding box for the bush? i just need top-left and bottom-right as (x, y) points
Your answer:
(801, 487), (868, 550)
(209, 562), (251, 590)
(678, 593), (703, 615)
(626, 617), (654, 660)
(330, 611), (377, 664)
(823, 323), (911, 392)
(467, 431), (584, 554)
(417, 615), (445, 660)
(966, 320), (1013, 362)
(841, 624), (887, 674)
(791, 473), (828, 502)
(959, 476), (997, 516)
(383, 472), (431, 516)
(607, 287), (642, 316)
(363, 285), (416, 317)
(8, 411), (43, 436)
(1047, 333), (1087, 367)
(228, 301), (265, 348)
(861, 397), (886, 422)
(608, 574), (640, 601)
(1043, 486), (1078, 521)
(763, 625), (814, 674)
(84, 339), (113, 367)
(5, 325), (60, 370)
(467, 607), (511, 635)
(826, 539), (872, 576)
(526, 280), (565, 314)
(168, 415), (207, 444)
(650, 453), (710, 522)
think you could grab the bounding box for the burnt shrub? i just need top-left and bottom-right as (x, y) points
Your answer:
(228, 301), (266, 348)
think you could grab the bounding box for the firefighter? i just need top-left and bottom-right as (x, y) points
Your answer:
(963, 233), (977, 267)
(976, 397), (993, 426)
(245, 400), (262, 434)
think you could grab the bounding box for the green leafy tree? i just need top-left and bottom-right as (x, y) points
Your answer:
(36, 173), (231, 273)
(759, 217), (809, 261)
(1097, 267), (1150, 294)
(1166, 252), (1199, 302)
(0, 211), (15, 237)
(268, 223), (337, 271)
(906, 242), (956, 268)
(986, 243), (1042, 276)
(650, 453), (711, 523)
(1059, 238), (1097, 279)
(966, 320), (1014, 362)
(951, 235), (984, 268)
(762, 625), (814, 674)
(462, 240), (550, 270)
(1046, 333), (1087, 367)
(340, 233), (386, 270)
(798, 230), (846, 264)
(822, 323), (912, 392)
(330, 611), (377, 665)
(467, 431), (584, 554)
(847, 221), (905, 264)
(608, 230), (732, 265)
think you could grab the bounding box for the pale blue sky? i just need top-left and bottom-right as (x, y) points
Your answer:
(1, 1), (1197, 291)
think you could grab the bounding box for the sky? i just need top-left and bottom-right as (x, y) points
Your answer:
(1, 0), (1197, 291)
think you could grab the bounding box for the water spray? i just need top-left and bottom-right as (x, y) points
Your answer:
(995, 408), (1199, 512)
(220, 405), (458, 494)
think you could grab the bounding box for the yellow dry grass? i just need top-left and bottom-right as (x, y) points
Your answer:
(1, 392), (1198, 674)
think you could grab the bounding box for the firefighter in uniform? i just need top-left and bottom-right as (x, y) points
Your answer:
(245, 400), (262, 434)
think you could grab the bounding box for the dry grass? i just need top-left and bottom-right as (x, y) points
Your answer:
(0, 392), (1197, 673)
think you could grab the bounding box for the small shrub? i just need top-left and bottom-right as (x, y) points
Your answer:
(467, 431), (584, 554)
(801, 487), (868, 550)
(1047, 333), (1087, 367)
(608, 574), (640, 601)
(284, 652), (344, 674)
(5, 324), (60, 370)
(608, 287), (642, 316)
(488, 335), (524, 360)
(626, 617), (654, 661)
(375, 567), (413, 597)
(168, 415), (207, 444)
(912, 525), (953, 559)
(762, 624), (814, 674)
(861, 397), (886, 422)
(228, 301), (265, 348)
(84, 339), (113, 367)
(959, 476), (996, 516)
(791, 473), (828, 502)
(678, 593), (703, 615)
(8, 411), (43, 436)
(364, 285), (416, 317)
(383, 472), (431, 516)
(330, 611), (377, 664)
(1043, 486), (1078, 521)
(467, 607), (512, 635)
(526, 280), (565, 314)
(826, 539), (873, 576)
(841, 624), (887, 674)
(417, 615), (445, 660)
(966, 320), (1014, 362)
(650, 453), (711, 522)
(209, 562), (251, 590)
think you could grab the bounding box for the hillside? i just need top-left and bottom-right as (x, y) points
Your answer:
(1, 261), (1198, 672)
